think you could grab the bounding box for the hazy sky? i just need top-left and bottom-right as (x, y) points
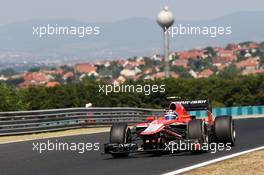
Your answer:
(1, 0), (264, 25)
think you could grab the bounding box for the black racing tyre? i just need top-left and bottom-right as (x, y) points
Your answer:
(188, 119), (208, 152)
(214, 116), (236, 146)
(110, 123), (131, 157)
(188, 119), (208, 143)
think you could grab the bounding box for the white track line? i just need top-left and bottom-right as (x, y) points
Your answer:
(163, 146), (264, 175)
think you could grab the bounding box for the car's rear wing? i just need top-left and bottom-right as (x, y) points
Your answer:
(170, 100), (211, 111)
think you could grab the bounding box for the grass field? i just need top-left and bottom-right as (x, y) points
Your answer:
(183, 149), (264, 175)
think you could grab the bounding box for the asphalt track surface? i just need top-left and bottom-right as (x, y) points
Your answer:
(1, 118), (264, 175)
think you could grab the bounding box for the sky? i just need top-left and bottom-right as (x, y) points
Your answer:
(1, 0), (264, 25)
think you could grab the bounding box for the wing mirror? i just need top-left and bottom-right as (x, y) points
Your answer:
(146, 116), (154, 122)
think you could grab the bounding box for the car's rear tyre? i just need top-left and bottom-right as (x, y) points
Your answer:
(110, 123), (131, 158)
(214, 115), (235, 146)
(188, 119), (208, 152)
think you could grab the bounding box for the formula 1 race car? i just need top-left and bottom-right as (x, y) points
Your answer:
(104, 100), (236, 157)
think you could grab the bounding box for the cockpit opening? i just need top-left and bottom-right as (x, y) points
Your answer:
(169, 103), (176, 110)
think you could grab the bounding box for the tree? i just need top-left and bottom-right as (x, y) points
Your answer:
(188, 58), (216, 72)
(0, 68), (16, 76)
(218, 64), (241, 79)
(0, 83), (27, 111)
(28, 67), (41, 72)
(1, 74), (264, 111)
(170, 66), (191, 78)
(205, 47), (216, 57)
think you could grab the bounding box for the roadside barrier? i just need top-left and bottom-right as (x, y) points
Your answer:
(0, 107), (164, 136)
(1, 105), (263, 136)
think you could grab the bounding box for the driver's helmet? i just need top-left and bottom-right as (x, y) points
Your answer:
(164, 110), (177, 120)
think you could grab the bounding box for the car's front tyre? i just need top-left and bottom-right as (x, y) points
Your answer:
(187, 119), (209, 152)
(110, 123), (131, 158)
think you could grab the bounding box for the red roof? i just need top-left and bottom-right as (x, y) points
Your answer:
(246, 43), (260, 49)
(63, 72), (74, 80)
(217, 50), (235, 57)
(143, 68), (154, 74)
(177, 50), (205, 60)
(75, 64), (97, 73)
(235, 58), (259, 68)
(19, 72), (48, 88)
(172, 59), (189, 68)
(226, 44), (241, 51)
(216, 64), (229, 71)
(152, 72), (179, 79)
(213, 47), (225, 52)
(212, 57), (235, 64)
(242, 69), (264, 75)
(46, 81), (60, 88)
(198, 69), (213, 78)
(24, 72), (48, 83)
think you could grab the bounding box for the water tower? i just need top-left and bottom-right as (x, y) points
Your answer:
(157, 6), (174, 78)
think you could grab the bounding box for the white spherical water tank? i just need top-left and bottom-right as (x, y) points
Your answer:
(157, 6), (174, 29)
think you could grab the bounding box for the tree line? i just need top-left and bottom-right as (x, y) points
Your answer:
(0, 74), (264, 111)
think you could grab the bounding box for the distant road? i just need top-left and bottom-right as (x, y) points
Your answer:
(0, 118), (264, 175)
